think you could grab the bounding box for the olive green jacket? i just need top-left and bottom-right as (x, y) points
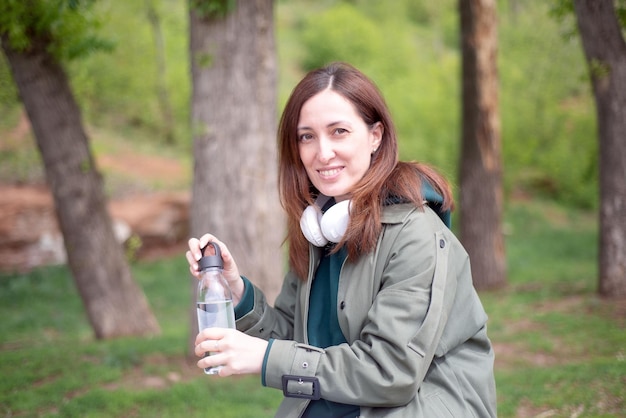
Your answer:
(236, 203), (497, 417)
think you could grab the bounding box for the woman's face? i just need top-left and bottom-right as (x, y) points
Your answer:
(297, 89), (382, 202)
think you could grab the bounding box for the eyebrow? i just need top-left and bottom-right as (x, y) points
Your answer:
(297, 121), (350, 132)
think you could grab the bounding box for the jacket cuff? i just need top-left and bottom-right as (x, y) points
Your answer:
(263, 340), (325, 399)
(261, 338), (274, 387)
(234, 276), (254, 319)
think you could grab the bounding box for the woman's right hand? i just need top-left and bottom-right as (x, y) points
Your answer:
(186, 234), (245, 305)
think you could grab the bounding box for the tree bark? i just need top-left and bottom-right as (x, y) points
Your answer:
(1, 35), (160, 339)
(459, 0), (506, 290)
(188, 0), (283, 346)
(574, 0), (626, 298)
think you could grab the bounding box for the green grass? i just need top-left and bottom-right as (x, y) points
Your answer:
(1, 200), (624, 417)
(483, 199), (625, 417)
(0, 258), (282, 417)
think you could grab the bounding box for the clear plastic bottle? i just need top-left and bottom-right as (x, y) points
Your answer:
(196, 241), (235, 375)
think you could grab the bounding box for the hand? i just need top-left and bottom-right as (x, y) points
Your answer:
(195, 328), (268, 376)
(186, 234), (245, 304)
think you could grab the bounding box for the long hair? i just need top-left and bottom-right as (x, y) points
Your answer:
(278, 62), (453, 280)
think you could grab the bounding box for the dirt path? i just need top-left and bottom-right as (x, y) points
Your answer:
(0, 115), (191, 271)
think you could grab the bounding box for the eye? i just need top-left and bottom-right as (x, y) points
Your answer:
(333, 128), (349, 136)
(298, 132), (313, 142)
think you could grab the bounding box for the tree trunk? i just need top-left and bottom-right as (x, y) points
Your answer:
(459, 0), (506, 290)
(1, 35), (160, 339)
(188, 0), (283, 348)
(574, 0), (626, 298)
(146, 0), (175, 144)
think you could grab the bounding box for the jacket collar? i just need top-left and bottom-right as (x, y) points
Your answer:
(380, 203), (418, 224)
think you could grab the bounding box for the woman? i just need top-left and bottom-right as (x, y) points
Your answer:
(186, 62), (497, 417)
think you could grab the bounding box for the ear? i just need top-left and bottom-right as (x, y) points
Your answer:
(370, 122), (383, 153)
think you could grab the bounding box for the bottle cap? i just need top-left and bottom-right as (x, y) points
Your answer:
(198, 241), (224, 271)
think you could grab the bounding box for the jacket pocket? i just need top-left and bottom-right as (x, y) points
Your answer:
(423, 392), (455, 418)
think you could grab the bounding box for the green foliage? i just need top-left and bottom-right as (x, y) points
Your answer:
(0, 53), (18, 108)
(0, 0), (603, 208)
(293, 0), (598, 207)
(296, 0), (459, 176)
(548, 0), (578, 39)
(0, 0), (113, 60)
(498, 1), (597, 208)
(590, 58), (612, 80)
(618, 0), (626, 28)
(550, 0), (626, 30)
(67, 0), (190, 145)
(0, 112), (45, 184)
(190, 0), (237, 19)
(124, 234), (143, 262)
(299, 3), (385, 72)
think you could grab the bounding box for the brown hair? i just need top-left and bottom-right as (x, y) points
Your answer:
(278, 62), (453, 280)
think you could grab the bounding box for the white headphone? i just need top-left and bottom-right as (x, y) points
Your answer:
(299, 195), (351, 247)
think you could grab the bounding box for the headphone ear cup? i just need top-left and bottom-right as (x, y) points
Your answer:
(300, 205), (329, 247)
(320, 199), (350, 243)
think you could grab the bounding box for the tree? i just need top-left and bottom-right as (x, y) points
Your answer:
(459, 0), (507, 290)
(573, 0), (626, 298)
(188, 0), (284, 344)
(145, 0), (176, 144)
(0, 1), (160, 339)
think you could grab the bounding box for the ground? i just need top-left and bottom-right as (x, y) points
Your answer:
(2, 115), (625, 417)
(0, 113), (191, 271)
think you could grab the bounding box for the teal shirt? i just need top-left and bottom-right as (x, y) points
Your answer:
(307, 246), (348, 348)
(303, 245), (360, 418)
(236, 247), (359, 417)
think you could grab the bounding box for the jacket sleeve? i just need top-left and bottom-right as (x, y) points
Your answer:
(263, 210), (459, 407)
(235, 269), (301, 342)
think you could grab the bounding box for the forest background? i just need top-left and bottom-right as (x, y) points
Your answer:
(0, 0), (598, 208)
(1, 0), (624, 417)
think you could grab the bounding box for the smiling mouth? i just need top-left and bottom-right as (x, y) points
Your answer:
(318, 168), (342, 177)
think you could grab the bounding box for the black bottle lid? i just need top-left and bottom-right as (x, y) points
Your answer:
(198, 241), (224, 271)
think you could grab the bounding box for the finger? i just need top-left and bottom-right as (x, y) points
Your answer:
(198, 234), (219, 251)
(217, 364), (233, 377)
(195, 328), (229, 346)
(187, 237), (202, 260)
(197, 353), (229, 375)
(194, 341), (205, 357)
(186, 250), (199, 273)
(194, 338), (216, 357)
(201, 236), (229, 256)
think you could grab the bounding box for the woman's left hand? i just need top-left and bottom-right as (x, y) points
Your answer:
(195, 328), (269, 376)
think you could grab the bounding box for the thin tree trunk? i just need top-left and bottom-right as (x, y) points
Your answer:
(459, 0), (506, 290)
(188, 0), (283, 353)
(574, 0), (626, 298)
(1, 34), (160, 339)
(146, 0), (175, 144)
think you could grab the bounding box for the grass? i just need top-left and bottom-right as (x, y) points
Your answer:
(1, 199), (624, 417)
(483, 199), (625, 417)
(0, 260), (282, 418)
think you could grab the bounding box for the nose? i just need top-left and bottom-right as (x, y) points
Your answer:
(317, 136), (335, 163)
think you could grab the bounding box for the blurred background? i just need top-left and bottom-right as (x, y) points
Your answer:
(1, 0), (624, 417)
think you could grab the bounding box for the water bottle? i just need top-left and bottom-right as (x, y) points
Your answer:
(196, 241), (235, 375)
